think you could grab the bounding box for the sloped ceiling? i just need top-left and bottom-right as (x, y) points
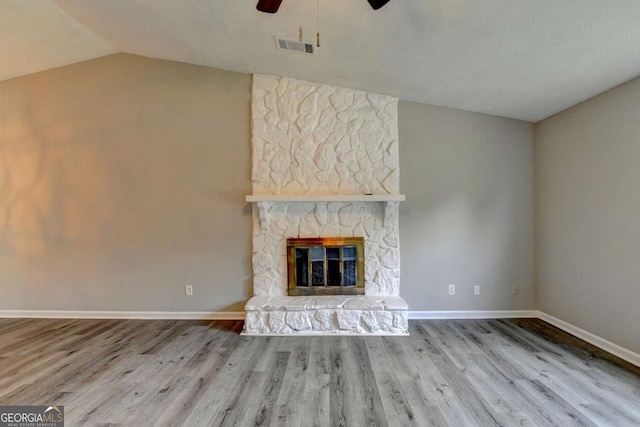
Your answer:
(3, 0), (640, 122)
(0, 1), (116, 81)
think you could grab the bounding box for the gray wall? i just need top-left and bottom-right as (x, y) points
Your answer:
(0, 54), (252, 312)
(399, 102), (535, 310)
(0, 53), (537, 315)
(536, 76), (640, 353)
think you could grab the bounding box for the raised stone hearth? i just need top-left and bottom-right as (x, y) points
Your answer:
(243, 75), (408, 336)
(244, 295), (408, 335)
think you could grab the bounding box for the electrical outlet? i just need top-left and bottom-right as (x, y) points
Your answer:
(185, 285), (193, 296)
(474, 285), (480, 296)
(448, 284), (455, 295)
(513, 286), (520, 295)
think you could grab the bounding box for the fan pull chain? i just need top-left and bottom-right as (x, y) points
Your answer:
(316, 0), (320, 47)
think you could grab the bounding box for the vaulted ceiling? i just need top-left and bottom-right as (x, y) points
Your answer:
(3, 0), (640, 122)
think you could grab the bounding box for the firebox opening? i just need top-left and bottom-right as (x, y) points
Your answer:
(287, 237), (365, 296)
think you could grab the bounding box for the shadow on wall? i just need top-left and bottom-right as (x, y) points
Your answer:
(1, 89), (162, 270)
(1, 106), (251, 310)
(1, 96), (58, 261)
(0, 55), (253, 312)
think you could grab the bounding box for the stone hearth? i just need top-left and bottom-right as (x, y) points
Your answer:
(245, 296), (408, 335)
(243, 75), (408, 335)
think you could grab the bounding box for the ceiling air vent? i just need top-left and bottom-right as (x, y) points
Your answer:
(275, 37), (315, 55)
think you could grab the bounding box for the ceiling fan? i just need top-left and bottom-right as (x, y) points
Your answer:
(257, 0), (391, 14)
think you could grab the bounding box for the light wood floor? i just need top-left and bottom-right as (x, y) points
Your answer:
(0, 318), (638, 426)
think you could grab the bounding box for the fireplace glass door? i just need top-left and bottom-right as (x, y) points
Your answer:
(287, 237), (364, 296)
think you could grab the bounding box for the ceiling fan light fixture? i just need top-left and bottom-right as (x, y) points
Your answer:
(257, 0), (283, 14)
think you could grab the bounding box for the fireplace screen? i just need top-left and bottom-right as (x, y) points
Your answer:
(287, 237), (365, 296)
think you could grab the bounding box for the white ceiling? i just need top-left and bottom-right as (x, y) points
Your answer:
(3, 0), (640, 122)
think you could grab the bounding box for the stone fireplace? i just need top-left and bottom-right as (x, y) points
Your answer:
(243, 75), (408, 335)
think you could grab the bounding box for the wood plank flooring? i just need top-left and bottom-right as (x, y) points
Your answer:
(0, 318), (638, 426)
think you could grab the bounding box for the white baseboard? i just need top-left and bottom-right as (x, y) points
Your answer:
(409, 310), (538, 320)
(538, 311), (640, 368)
(1, 309), (536, 321)
(0, 310), (246, 320)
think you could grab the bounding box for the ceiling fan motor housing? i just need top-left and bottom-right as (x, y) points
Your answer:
(257, 0), (390, 13)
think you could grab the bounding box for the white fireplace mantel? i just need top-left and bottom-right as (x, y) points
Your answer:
(246, 194), (406, 229)
(245, 195), (405, 203)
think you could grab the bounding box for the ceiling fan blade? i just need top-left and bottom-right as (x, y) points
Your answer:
(257, 0), (283, 14)
(367, 0), (390, 10)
